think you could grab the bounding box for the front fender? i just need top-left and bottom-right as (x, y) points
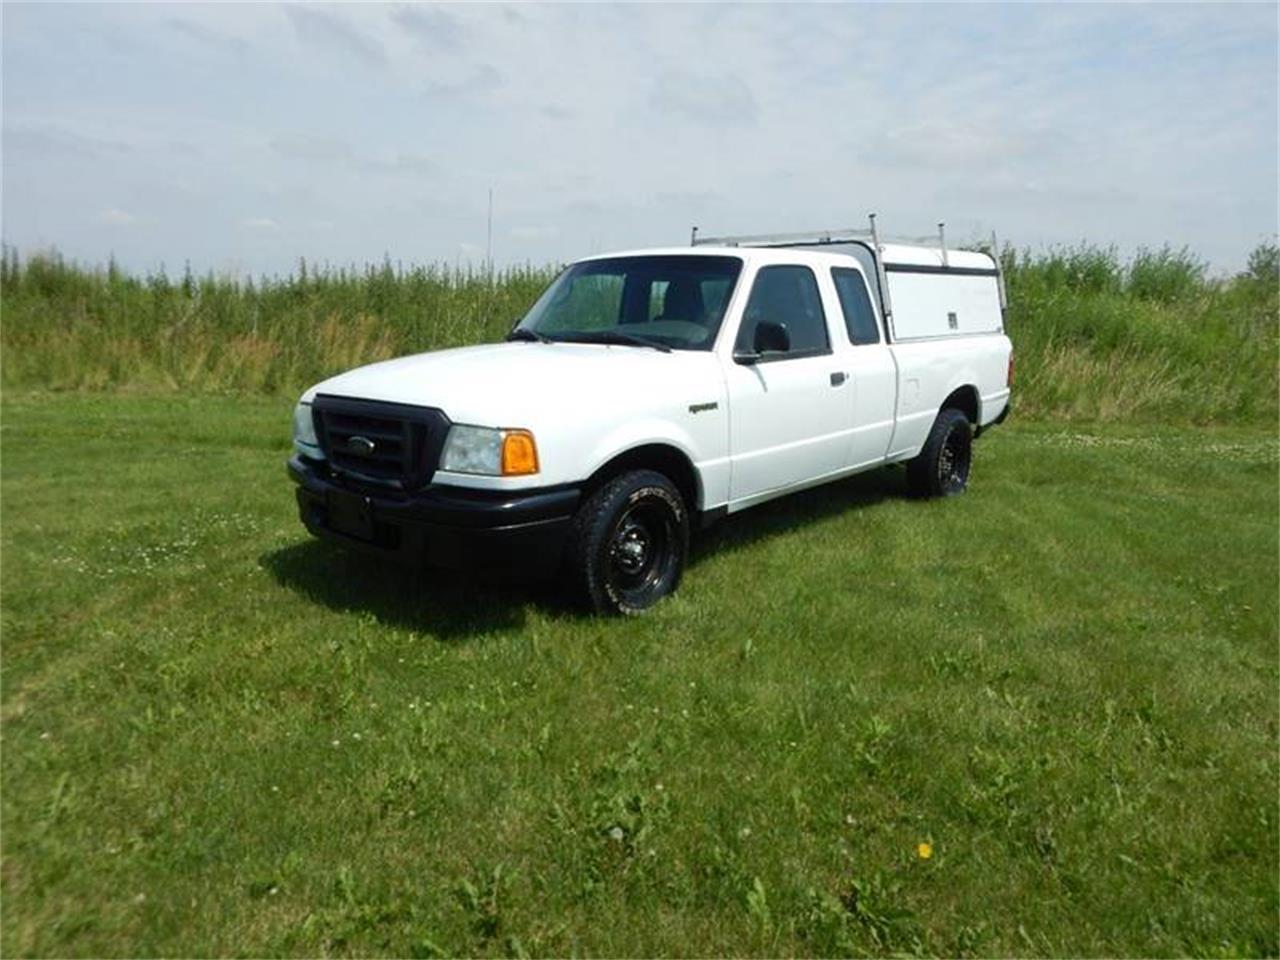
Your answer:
(583, 414), (728, 511)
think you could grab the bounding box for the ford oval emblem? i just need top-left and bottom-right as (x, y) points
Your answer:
(345, 435), (376, 456)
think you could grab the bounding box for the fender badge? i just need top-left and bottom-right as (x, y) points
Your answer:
(688, 402), (719, 414)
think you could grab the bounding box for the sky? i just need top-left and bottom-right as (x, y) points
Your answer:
(2, 2), (1276, 277)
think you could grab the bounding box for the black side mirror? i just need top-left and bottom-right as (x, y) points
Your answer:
(755, 321), (790, 354)
(733, 320), (791, 364)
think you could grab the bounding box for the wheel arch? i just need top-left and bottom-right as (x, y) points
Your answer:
(940, 384), (981, 426)
(584, 443), (701, 516)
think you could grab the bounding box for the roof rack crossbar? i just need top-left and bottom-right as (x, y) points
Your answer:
(691, 226), (878, 248)
(689, 223), (952, 251)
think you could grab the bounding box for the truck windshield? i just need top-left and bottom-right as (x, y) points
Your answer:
(514, 255), (743, 351)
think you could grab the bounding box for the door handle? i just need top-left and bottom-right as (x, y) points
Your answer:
(829, 371), (848, 387)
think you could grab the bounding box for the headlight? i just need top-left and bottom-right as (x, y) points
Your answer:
(441, 425), (539, 476)
(292, 401), (321, 454)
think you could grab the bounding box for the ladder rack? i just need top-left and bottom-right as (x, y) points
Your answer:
(688, 214), (1007, 315)
(690, 215), (950, 253)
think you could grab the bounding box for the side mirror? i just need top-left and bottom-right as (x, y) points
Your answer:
(754, 321), (790, 354)
(733, 320), (791, 365)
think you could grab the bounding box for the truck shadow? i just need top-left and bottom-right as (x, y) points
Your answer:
(690, 465), (908, 564)
(258, 542), (571, 639)
(260, 466), (909, 633)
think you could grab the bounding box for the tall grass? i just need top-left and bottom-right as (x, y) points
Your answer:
(998, 242), (1278, 424)
(1, 242), (1276, 425)
(0, 250), (554, 394)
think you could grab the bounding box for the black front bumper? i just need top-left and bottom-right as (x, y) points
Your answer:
(287, 454), (580, 574)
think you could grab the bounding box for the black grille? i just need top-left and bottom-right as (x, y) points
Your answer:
(312, 394), (450, 492)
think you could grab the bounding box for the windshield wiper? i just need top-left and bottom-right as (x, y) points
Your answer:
(555, 330), (673, 353)
(506, 327), (553, 344)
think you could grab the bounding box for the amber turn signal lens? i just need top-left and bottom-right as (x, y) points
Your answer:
(500, 430), (539, 476)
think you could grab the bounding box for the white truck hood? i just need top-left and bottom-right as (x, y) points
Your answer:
(302, 341), (721, 428)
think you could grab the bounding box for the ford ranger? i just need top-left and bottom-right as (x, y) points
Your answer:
(288, 223), (1013, 614)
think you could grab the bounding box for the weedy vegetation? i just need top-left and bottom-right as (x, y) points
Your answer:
(1, 240), (1277, 956)
(1, 241), (1276, 425)
(0, 251), (551, 395)
(1002, 242), (1278, 424)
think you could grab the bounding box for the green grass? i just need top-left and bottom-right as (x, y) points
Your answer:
(2, 242), (1276, 425)
(2, 393), (1276, 957)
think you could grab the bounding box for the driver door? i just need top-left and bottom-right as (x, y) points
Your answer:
(725, 264), (852, 504)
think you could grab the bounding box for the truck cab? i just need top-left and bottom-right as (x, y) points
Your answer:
(289, 226), (1012, 614)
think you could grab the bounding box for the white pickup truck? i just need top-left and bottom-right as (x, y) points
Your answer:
(288, 223), (1013, 614)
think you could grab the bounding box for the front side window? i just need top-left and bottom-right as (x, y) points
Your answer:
(735, 265), (830, 358)
(517, 255), (743, 351)
(831, 267), (881, 345)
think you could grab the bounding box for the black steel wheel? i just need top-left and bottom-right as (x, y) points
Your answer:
(908, 408), (974, 498)
(567, 469), (688, 615)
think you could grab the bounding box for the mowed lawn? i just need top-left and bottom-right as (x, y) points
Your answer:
(1, 393), (1276, 958)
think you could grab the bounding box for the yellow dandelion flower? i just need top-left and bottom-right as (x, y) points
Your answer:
(917, 842), (933, 860)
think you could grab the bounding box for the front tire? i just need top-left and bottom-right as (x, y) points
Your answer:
(907, 408), (973, 498)
(567, 470), (688, 615)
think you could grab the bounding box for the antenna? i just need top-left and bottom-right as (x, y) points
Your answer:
(690, 225), (699, 247)
(486, 187), (493, 275)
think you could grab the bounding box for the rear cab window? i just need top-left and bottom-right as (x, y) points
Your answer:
(831, 267), (882, 345)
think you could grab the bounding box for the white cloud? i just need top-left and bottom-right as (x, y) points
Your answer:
(167, 17), (249, 55)
(241, 218), (280, 232)
(97, 207), (137, 226)
(390, 5), (464, 52)
(509, 225), (558, 241)
(270, 134), (355, 164)
(283, 5), (385, 69)
(649, 70), (758, 128)
(421, 64), (502, 101)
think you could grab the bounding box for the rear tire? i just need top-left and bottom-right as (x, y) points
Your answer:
(566, 469), (689, 615)
(907, 408), (973, 498)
